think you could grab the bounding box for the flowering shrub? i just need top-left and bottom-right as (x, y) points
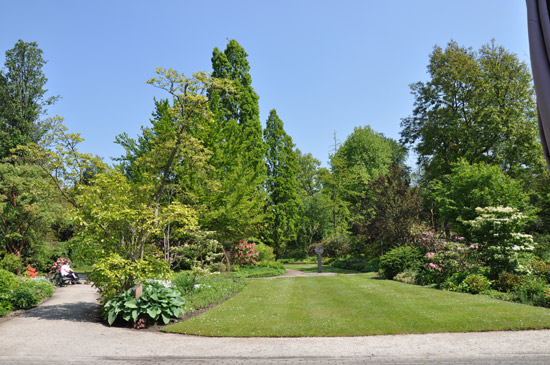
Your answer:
(26, 265), (37, 278)
(231, 240), (259, 266)
(464, 206), (535, 278)
(50, 257), (71, 273)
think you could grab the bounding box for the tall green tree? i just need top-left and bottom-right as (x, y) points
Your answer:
(0, 162), (63, 262)
(0, 40), (57, 159)
(293, 149), (332, 256)
(263, 110), (301, 257)
(427, 160), (530, 236)
(329, 126), (404, 230)
(198, 39), (267, 242)
(353, 164), (423, 256)
(401, 40), (543, 182)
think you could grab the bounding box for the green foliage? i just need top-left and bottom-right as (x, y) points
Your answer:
(457, 274), (491, 294)
(379, 246), (422, 279)
(201, 39), (267, 242)
(0, 40), (58, 159)
(0, 163), (64, 260)
(10, 285), (37, 309)
(393, 270), (418, 285)
(427, 160), (529, 234)
(465, 206), (535, 277)
(401, 40), (542, 181)
(253, 242), (275, 262)
(263, 109), (301, 257)
(0, 253), (22, 274)
(0, 269), (17, 293)
(103, 282), (185, 326)
(494, 272), (526, 292)
(354, 164), (423, 256)
(316, 235), (352, 258)
(8, 278), (54, 310)
(166, 230), (223, 271)
(89, 253), (172, 304)
(514, 277), (550, 307)
(329, 126), (401, 230)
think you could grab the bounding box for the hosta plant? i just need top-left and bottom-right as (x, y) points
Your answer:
(103, 282), (185, 328)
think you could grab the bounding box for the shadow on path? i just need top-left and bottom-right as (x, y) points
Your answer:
(22, 302), (101, 323)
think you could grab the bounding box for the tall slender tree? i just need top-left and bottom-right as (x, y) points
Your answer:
(264, 109), (300, 257)
(0, 40), (57, 159)
(198, 39), (267, 242)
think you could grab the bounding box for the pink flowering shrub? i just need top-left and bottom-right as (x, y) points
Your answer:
(421, 242), (481, 285)
(231, 240), (259, 267)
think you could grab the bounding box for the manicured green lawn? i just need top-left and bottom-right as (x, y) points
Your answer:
(284, 263), (359, 274)
(163, 273), (550, 337)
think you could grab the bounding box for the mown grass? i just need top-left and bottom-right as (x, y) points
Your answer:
(163, 272), (550, 337)
(178, 274), (247, 313)
(284, 263), (359, 274)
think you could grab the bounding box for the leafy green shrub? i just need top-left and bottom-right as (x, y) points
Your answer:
(0, 269), (18, 293)
(103, 282), (185, 327)
(9, 278), (55, 310)
(314, 235), (351, 258)
(379, 246), (422, 279)
(0, 254), (22, 274)
(514, 277), (550, 307)
(393, 270), (418, 285)
(481, 289), (515, 302)
(172, 271), (196, 294)
(254, 242), (275, 262)
(531, 260), (550, 284)
(10, 285), (38, 309)
(457, 274), (491, 294)
(494, 272), (526, 292)
(90, 253), (172, 304)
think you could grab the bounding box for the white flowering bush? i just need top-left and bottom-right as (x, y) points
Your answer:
(464, 206), (535, 278)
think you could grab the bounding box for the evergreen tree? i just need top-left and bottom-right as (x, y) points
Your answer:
(199, 39), (267, 242)
(0, 40), (57, 159)
(264, 109), (300, 257)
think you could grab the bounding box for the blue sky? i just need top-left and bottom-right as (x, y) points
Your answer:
(0, 1), (530, 168)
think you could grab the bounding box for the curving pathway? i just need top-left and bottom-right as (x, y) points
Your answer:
(1, 282), (550, 364)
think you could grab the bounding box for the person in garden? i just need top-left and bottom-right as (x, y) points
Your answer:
(60, 260), (79, 283)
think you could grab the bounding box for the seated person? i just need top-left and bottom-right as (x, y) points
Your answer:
(60, 261), (79, 282)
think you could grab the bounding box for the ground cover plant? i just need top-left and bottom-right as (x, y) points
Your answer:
(162, 273), (550, 337)
(0, 269), (55, 316)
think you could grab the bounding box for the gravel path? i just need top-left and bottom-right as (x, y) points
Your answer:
(2, 283), (550, 364)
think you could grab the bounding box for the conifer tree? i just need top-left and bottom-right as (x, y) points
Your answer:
(200, 40), (267, 242)
(264, 109), (300, 257)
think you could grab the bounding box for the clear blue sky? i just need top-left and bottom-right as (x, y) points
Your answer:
(0, 0), (530, 168)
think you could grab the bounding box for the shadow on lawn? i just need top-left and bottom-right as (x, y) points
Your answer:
(22, 302), (101, 323)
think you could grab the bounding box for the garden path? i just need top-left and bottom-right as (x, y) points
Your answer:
(1, 283), (550, 364)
